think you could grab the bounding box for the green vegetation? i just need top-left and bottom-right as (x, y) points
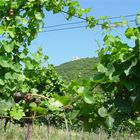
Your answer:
(55, 57), (99, 82)
(0, 0), (92, 122)
(0, 0), (140, 139)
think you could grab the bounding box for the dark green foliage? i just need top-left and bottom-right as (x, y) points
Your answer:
(90, 27), (140, 132)
(57, 27), (140, 133)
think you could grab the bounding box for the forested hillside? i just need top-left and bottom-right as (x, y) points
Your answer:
(55, 57), (99, 82)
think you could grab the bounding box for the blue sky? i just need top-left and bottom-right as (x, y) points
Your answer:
(30, 0), (140, 66)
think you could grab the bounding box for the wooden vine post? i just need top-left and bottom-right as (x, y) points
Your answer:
(25, 114), (33, 140)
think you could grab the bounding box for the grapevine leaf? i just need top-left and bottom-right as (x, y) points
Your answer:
(125, 28), (137, 40)
(0, 79), (4, 85)
(31, 88), (38, 94)
(36, 107), (46, 114)
(48, 98), (63, 111)
(97, 63), (107, 73)
(35, 12), (42, 20)
(10, 107), (25, 120)
(56, 96), (71, 106)
(0, 99), (14, 115)
(105, 115), (114, 129)
(21, 84), (30, 93)
(4, 41), (15, 52)
(15, 16), (28, 25)
(106, 63), (115, 77)
(83, 93), (94, 104)
(32, 49), (42, 62)
(93, 73), (106, 82)
(124, 60), (137, 76)
(77, 86), (85, 94)
(29, 102), (37, 109)
(5, 72), (12, 79)
(50, 100), (63, 108)
(7, 31), (15, 38)
(68, 110), (79, 120)
(110, 75), (120, 83)
(0, 26), (5, 34)
(11, 64), (21, 72)
(98, 107), (107, 118)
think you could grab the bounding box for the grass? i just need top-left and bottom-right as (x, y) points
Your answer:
(0, 121), (139, 140)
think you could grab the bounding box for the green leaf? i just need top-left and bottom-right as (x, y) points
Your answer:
(0, 79), (4, 85)
(48, 98), (63, 111)
(23, 58), (34, 70)
(32, 50), (42, 62)
(44, 55), (49, 61)
(31, 88), (38, 94)
(7, 31), (15, 38)
(93, 73), (106, 82)
(35, 12), (42, 20)
(105, 115), (114, 129)
(21, 84), (30, 93)
(4, 41), (15, 52)
(50, 100), (63, 108)
(18, 53), (25, 59)
(57, 96), (71, 106)
(98, 107), (107, 118)
(125, 28), (137, 40)
(15, 16), (28, 25)
(124, 60), (137, 76)
(0, 56), (12, 68)
(5, 72), (12, 79)
(10, 106), (25, 120)
(29, 102), (37, 108)
(12, 73), (20, 79)
(0, 2), (4, 7)
(35, 106), (46, 114)
(68, 110), (79, 120)
(11, 63), (21, 72)
(83, 93), (94, 104)
(97, 63), (107, 73)
(29, 102), (37, 111)
(77, 86), (85, 94)
(0, 26), (5, 34)
(29, 102), (46, 113)
(110, 75), (120, 83)
(106, 63), (115, 77)
(0, 99), (14, 115)
(128, 119), (135, 126)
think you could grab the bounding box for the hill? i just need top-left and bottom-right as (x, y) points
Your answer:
(55, 57), (99, 82)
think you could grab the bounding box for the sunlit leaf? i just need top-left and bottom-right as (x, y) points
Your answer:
(83, 93), (94, 104)
(105, 115), (114, 129)
(98, 107), (107, 118)
(10, 107), (25, 120)
(0, 26), (5, 34)
(35, 12), (42, 20)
